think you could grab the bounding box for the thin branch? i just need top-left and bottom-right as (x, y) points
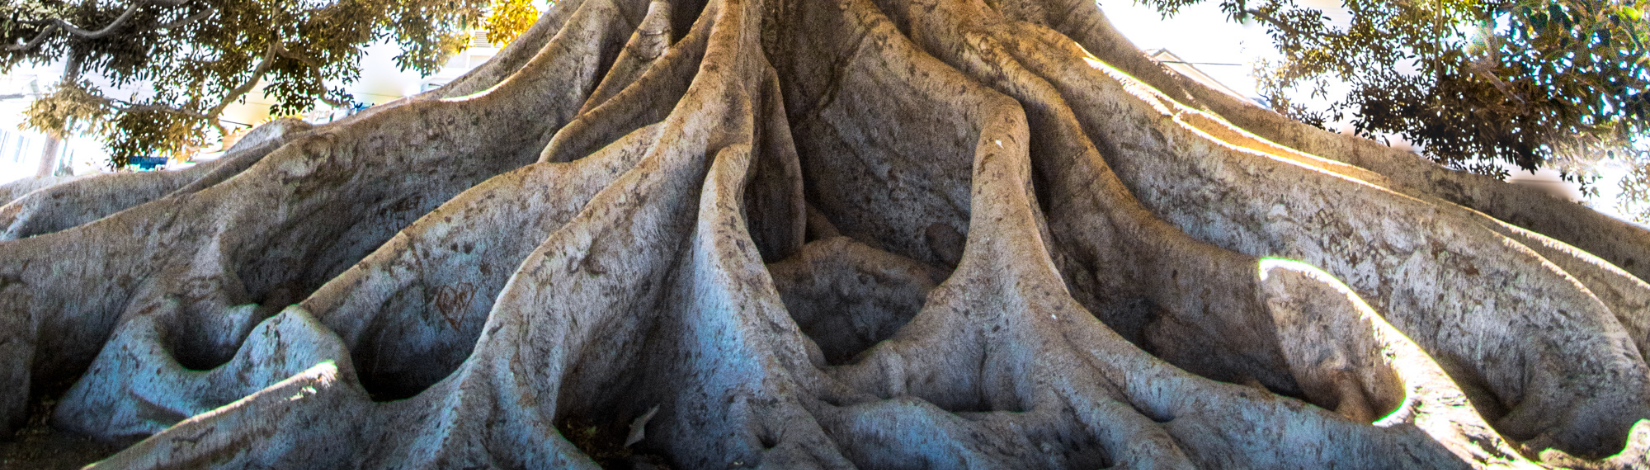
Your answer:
(62, 85), (222, 136)
(124, 102), (227, 137)
(203, 42), (279, 134)
(272, 45), (352, 108)
(76, 89), (211, 121)
(272, 47), (320, 69)
(313, 90), (352, 109)
(1243, 9), (1307, 39)
(48, 39), (285, 140)
(119, 103), (212, 120)
(7, 0), (213, 52)
(1464, 58), (1529, 107)
(153, 8), (215, 30)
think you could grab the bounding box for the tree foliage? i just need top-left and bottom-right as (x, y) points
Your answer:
(1146, 0), (1649, 190)
(1, 0), (490, 162)
(482, 0), (541, 46)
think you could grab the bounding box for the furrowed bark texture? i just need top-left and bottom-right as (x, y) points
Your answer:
(2, 0), (1649, 467)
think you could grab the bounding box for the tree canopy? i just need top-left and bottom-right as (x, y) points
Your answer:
(0, 0), (523, 163)
(1142, 0), (1649, 199)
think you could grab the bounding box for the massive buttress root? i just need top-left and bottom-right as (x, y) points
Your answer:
(1, 0), (1648, 467)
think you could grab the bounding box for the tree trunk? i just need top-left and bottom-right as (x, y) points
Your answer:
(2, 0), (1648, 468)
(33, 135), (62, 178)
(33, 56), (85, 180)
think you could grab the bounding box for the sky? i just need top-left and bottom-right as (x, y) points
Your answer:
(1103, 0), (1280, 99)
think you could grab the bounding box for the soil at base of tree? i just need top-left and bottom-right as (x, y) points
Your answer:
(0, 400), (125, 469)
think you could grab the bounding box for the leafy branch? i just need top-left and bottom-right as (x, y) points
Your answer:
(7, 0), (215, 52)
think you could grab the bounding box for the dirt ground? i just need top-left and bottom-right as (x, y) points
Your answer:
(0, 398), (126, 469)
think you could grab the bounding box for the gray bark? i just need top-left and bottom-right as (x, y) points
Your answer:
(33, 135), (62, 178)
(1, 0), (1648, 468)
